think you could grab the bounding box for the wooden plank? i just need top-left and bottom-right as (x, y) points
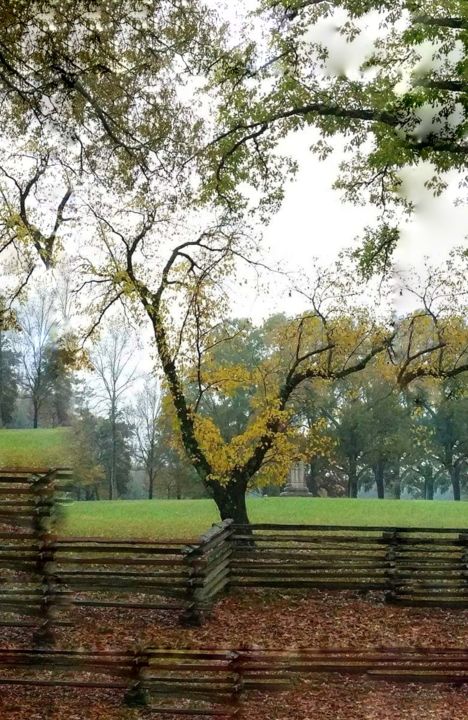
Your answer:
(71, 599), (185, 610)
(232, 536), (388, 546)
(230, 578), (386, 589)
(233, 523), (467, 533)
(56, 537), (188, 548)
(0, 678), (128, 689)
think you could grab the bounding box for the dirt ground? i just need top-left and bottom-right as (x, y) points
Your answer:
(0, 589), (466, 719)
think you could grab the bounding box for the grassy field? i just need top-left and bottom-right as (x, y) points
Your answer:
(60, 497), (468, 540)
(0, 427), (73, 467)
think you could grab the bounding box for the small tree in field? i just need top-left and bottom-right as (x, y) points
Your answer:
(132, 377), (162, 500)
(91, 328), (138, 499)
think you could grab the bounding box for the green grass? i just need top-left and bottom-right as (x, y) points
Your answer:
(60, 497), (468, 540)
(0, 427), (73, 467)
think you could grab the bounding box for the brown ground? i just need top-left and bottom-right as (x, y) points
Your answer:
(0, 590), (466, 719)
(48, 589), (468, 649)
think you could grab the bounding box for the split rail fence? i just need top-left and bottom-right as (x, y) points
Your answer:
(230, 524), (468, 607)
(0, 468), (233, 637)
(0, 646), (466, 716)
(1, 468), (468, 715)
(1, 468), (468, 642)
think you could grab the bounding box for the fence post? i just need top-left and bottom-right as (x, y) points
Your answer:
(31, 470), (58, 647)
(124, 648), (150, 707)
(383, 529), (399, 602)
(229, 650), (243, 714)
(459, 532), (468, 592)
(180, 519), (234, 626)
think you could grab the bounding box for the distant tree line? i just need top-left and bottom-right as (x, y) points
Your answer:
(1, 289), (466, 503)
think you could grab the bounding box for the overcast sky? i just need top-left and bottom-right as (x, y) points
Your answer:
(230, 126), (467, 321)
(215, 3), (467, 320)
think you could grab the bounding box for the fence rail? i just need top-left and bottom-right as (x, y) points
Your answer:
(230, 524), (468, 606)
(0, 646), (466, 716)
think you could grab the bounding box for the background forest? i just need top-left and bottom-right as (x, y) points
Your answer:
(1, 275), (466, 503)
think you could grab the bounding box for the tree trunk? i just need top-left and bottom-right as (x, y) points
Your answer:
(148, 470), (154, 500)
(373, 459), (385, 499)
(211, 478), (250, 525)
(393, 461), (401, 499)
(347, 457), (358, 498)
(109, 403), (117, 500)
(33, 400), (39, 429)
(424, 469), (434, 500)
(451, 465), (461, 501)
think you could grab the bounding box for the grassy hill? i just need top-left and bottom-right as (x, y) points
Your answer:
(0, 427), (73, 467)
(61, 497), (468, 540)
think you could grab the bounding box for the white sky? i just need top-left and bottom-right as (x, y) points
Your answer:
(232, 127), (467, 321)
(213, 2), (467, 320)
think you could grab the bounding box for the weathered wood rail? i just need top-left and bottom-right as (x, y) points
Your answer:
(231, 524), (468, 607)
(0, 646), (466, 716)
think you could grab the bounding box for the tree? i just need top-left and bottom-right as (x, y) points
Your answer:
(94, 416), (133, 498)
(0, 1), (226, 297)
(91, 327), (138, 499)
(38, 341), (75, 426)
(412, 378), (468, 500)
(361, 379), (413, 499)
(70, 409), (106, 500)
(15, 290), (58, 428)
(0, 328), (19, 427)
(324, 380), (373, 498)
(132, 376), (162, 500)
(210, 0), (468, 271)
(0, 4), (466, 524)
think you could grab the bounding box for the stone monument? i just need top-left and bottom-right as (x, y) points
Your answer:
(280, 460), (311, 496)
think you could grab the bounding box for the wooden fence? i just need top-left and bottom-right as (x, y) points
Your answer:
(0, 468), (68, 642)
(230, 524), (468, 607)
(1, 468), (467, 643)
(0, 646), (466, 716)
(0, 468), (234, 637)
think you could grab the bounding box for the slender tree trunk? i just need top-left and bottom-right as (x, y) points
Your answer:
(33, 399), (39, 428)
(451, 465), (461, 501)
(0, 332), (4, 428)
(348, 457), (358, 498)
(373, 459), (385, 499)
(148, 469), (154, 500)
(393, 460), (401, 499)
(109, 402), (117, 500)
